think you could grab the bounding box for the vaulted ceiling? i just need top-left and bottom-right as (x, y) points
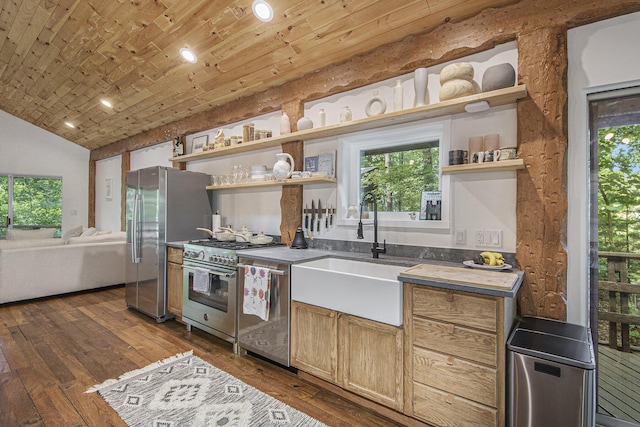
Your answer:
(0, 0), (515, 151)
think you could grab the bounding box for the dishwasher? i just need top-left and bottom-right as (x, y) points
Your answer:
(237, 257), (291, 366)
(507, 316), (595, 427)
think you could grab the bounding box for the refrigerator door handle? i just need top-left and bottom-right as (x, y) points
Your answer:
(132, 194), (142, 263)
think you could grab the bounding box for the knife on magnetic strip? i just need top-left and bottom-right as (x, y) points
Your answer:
(310, 199), (315, 232)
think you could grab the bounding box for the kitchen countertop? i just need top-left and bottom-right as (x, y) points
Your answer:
(235, 246), (523, 298)
(166, 241), (190, 249)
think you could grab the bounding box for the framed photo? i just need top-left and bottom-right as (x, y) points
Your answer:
(420, 191), (441, 220)
(192, 135), (208, 153)
(304, 156), (319, 172)
(105, 178), (113, 201)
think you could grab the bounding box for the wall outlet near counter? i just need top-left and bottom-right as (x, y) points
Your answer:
(475, 229), (502, 247)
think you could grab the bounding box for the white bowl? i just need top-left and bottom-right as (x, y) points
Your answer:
(251, 165), (267, 172)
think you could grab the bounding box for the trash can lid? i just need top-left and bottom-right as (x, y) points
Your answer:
(515, 316), (590, 342)
(507, 329), (595, 369)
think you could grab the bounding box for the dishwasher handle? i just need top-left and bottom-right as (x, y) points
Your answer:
(237, 263), (288, 276)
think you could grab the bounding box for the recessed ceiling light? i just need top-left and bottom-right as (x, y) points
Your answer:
(180, 48), (197, 63)
(252, 0), (273, 22)
(100, 99), (113, 108)
(64, 122), (75, 128)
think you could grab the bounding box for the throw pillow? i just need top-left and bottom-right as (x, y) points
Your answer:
(63, 225), (83, 242)
(6, 228), (56, 240)
(96, 230), (112, 235)
(80, 227), (97, 237)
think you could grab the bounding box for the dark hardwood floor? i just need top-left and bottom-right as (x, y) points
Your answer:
(0, 286), (403, 426)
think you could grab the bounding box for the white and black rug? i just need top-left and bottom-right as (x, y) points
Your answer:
(86, 350), (327, 427)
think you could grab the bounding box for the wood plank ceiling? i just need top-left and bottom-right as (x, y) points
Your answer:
(0, 0), (515, 151)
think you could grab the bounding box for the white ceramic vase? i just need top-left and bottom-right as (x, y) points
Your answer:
(319, 109), (326, 127)
(414, 68), (428, 107)
(280, 111), (291, 134)
(297, 117), (313, 131)
(340, 106), (352, 123)
(273, 153), (295, 180)
(393, 80), (403, 112)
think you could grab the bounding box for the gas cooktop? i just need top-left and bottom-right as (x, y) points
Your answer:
(186, 239), (283, 251)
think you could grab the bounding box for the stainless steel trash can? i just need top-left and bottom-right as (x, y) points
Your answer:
(507, 316), (595, 427)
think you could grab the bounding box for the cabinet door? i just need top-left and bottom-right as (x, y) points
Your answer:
(341, 315), (404, 411)
(291, 302), (338, 383)
(167, 261), (183, 319)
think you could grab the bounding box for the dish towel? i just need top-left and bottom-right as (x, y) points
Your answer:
(243, 266), (270, 321)
(193, 267), (210, 294)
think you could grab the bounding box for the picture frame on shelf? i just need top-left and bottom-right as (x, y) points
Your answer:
(192, 135), (208, 153)
(317, 151), (336, 178)
(304, 156), (319, 172)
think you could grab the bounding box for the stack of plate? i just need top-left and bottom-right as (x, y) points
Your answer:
(251, 165), (267, 181)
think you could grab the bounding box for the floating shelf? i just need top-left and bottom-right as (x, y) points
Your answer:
(205, 176), (336, 190)
(171, 85), (528, 163)
(442, 158), (524, 174)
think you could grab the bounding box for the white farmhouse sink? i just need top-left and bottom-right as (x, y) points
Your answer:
(291, 257), (406, 326)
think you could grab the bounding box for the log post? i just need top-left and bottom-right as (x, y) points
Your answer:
(280, 100), (305, 245)
(516, 26), (568, 320)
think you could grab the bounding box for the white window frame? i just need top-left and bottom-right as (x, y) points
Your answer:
(337, 118), (452, 230)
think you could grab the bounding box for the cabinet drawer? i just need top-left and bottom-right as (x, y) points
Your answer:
(167, 247), (183, 264)
(412, 286), (497, 332)
(413, 382), (497, 427)
(413, 317), (497, 367)
(413, 347), (497, 408)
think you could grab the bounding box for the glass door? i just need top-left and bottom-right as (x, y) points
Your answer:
(589, 88), (640, 426)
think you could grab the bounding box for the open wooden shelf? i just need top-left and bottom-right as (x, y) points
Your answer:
(442, 158), (524, 174)
(171, 85), (528, 163)
(205, 176), (336, 190)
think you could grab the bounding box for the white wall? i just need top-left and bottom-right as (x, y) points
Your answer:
(95, 155), (122, 232)
(0, 110), (89, 234)
(567, 12), (640, 325)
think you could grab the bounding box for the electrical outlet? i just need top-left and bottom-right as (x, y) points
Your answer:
(490, 230), (503, 247)
(475, 230), (484, 246)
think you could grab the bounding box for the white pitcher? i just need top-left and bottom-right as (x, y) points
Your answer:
(273, 153), (295, 180)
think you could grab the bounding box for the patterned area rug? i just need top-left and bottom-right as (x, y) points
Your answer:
(86, 351), (327, 427)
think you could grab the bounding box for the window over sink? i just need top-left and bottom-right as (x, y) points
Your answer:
(338, 118), (451, 229)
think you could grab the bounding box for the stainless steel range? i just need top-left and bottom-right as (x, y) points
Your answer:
(181, 239), (281, 352)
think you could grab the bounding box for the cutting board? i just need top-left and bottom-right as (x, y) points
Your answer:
(400, 263), (518, 290)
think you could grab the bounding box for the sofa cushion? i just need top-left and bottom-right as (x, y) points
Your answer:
(63, 225), (83, 242)
(80, 227), (97, 237)
(6, 228), (56, 240)
(66, 231), (126, 245)
(0, 238), (65, 250)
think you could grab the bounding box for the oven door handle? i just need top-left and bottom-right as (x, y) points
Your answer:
(236, 264), (288, 276)
(185, 266), (236, 278)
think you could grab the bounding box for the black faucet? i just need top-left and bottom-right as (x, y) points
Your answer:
(356, 191), (386, 258)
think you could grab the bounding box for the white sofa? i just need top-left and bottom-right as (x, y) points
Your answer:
(0, 229), (126, 304)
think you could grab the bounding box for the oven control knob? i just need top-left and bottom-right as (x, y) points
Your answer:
(203, 313), (209, 321)
(197, 251), (205, 260)
(213, 255), (221, 263)
(209, 255), (215, 262)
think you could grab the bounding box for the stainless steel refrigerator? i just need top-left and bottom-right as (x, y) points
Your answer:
(125, 166), (212, 322)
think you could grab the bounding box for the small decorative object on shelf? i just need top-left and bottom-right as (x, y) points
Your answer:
(273, 152), (295, 180)
(280, 111), (291, 134)
(482, 63), (516, 92)
(213, 130), (225, 149)
(340, 106), (352, 122)
(439, 62), (479, 101)
(297, 117), (313, 131)
(172, 135), (184, 156)
(365, 90), (387, 117)
(414, 68), (428, 107)
(319, 109), (326, 127)
(393, 80), (403, 112)
(420, 191), (442, 220)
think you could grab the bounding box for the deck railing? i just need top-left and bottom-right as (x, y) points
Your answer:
(598, 251), (640, 352)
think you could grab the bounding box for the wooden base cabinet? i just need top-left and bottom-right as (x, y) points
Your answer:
(341, 314), (404, 411)
(291, 301), (403, 411)
(403, 283), (512, 427)
(291, 302), (338, 383)
(166, 247), (184, 320)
